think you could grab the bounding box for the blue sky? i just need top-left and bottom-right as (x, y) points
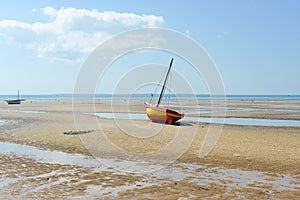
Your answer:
(0, 0), (299, 95)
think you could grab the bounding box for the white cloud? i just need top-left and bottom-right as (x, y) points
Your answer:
(0, 7), (164, 62)
(217, 31), (229, 39)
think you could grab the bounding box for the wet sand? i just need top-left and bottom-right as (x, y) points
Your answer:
(0, 99), (300, 199)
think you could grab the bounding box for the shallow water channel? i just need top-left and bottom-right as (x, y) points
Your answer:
(96, 113), (300, 127)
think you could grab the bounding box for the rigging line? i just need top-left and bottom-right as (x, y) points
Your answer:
(167, 68), (172, 107)
(164, 68), (171, 107)
(157, 58), (173, 107)
(149, 63), (170, 104)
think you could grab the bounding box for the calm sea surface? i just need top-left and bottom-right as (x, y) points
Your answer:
(1, 94), (300, 101)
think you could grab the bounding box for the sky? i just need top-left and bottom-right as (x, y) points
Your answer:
(0, 0), (299, 95)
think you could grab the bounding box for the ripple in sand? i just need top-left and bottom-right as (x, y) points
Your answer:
(0, 141), (299, 196)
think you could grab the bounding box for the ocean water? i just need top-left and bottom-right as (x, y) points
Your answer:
(1, 94), (300, 101)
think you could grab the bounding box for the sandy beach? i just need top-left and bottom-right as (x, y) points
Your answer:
(0, 99), (299, 199)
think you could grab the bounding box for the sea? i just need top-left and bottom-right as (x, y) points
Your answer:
(1, 94), (300, 101)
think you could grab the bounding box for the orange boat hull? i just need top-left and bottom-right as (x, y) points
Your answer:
(146, 105), (184, 124)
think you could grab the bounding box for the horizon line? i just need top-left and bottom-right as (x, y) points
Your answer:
(1, 93), (300, 96)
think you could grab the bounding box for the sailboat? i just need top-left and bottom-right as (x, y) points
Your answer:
(146, 58), (184, 124)
(5, 90), (25, 105)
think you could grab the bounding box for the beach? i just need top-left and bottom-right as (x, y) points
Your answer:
(0, 99), (299, 199)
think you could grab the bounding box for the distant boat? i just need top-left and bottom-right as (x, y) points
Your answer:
(146, 58), (184, 124)
(5, 90), (25, 105)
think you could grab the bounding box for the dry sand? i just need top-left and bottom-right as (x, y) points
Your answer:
(0, 99), (299, 199)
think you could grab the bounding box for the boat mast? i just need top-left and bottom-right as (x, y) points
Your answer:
(17, 90), (19, 100)
(157, 58), (173, 107)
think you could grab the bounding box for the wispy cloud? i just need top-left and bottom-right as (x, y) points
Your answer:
(0, 7), (164, 62)
(217, 31), (229, 39)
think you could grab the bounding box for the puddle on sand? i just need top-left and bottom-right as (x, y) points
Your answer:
(0, 141), (103, 169)
(96, 112), (300, 127)
(0, 141), (168, 173)
(0, 141), (299, 198)
(0, 109), (46, 114)
(96, 112), (148, 121)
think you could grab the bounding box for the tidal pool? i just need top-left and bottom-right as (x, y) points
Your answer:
(0, 109), (46, 114)
(95, 112), (300, 127)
